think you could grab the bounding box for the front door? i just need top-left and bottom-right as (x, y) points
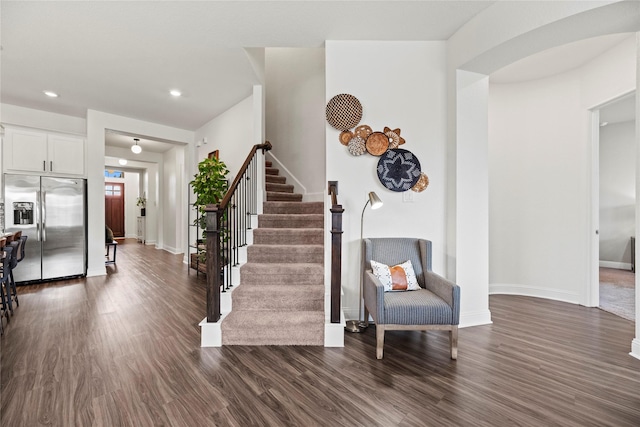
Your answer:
(105, 183), (125, 238)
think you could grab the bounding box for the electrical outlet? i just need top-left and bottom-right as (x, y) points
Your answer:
(403, 191), (415, 203)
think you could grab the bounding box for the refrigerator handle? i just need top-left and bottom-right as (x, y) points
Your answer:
(35, 190), (41, 241)
(42, 191), (47, 242)
(43, 161), (46, 172)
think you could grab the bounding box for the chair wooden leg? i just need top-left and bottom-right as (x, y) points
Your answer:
(376, 325), (385, 359)
(450, 326), (458, 360)
(363, 306), (370, 327)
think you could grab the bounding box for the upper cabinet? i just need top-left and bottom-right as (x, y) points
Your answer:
(3, 127), (86, 177)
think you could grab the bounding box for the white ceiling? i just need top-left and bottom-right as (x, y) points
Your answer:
(490, 33), (634, 84)
(0, 1), (495, 131)
(1, 1), (635, 152)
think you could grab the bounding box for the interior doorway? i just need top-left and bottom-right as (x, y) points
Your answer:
(591, 91), (636, 320)
(105, 182), (125, 237)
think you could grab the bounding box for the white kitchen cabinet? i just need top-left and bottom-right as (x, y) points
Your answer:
(3, 127), (85, 176)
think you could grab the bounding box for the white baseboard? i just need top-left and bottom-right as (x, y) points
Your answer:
(303, 192), (325, 202)
(460, 309), (492, 328)
(200, 315), (225, 347)
(325, 311), (345, 347)
(599, 260), (633, 270)
(489, 283), (580, 305)
(631, 338), (640, 361)
(86, 267), (107, 277)
(163, 245), (182, 255)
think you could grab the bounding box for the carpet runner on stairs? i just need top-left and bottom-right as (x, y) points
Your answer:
(221, 161), (325, 345)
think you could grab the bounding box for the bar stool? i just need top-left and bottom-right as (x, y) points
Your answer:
(7, 236), (22, 308)
(0, 244), (14, 321)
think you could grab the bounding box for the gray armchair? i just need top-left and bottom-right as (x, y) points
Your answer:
(362, 238), (460, 359)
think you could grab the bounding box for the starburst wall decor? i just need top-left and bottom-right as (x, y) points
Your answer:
(325, 93), (429, 193)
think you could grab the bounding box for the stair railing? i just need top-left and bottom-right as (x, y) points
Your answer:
(204, 141), (272, 322)
(328, 181), (344, 323)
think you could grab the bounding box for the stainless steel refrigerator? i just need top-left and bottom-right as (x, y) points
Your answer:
(3, 174), (86, 283)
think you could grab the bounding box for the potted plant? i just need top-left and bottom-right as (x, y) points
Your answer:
(190, 156), (230, 267)
(136, 196), (147, 216)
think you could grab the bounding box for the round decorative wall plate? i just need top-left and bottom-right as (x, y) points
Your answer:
(411, 172), (429, 192)
(347, 136), (366, 156)
(339, 130), (353, 146)
(325, 94), (363, 130)
(365, 132), (389, 156)
(376, 149), (422, 192)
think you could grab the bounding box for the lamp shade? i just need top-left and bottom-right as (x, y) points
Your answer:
(368, 191), (383, 210)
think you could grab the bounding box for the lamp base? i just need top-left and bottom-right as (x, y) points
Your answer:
(344, 320), (368, 333)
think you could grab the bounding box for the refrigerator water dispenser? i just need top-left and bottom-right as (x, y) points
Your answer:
(13, 202), (34, 225)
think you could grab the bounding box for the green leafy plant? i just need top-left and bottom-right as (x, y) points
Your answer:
(136, 196), (147, 207)
(190, 156), (230, 233)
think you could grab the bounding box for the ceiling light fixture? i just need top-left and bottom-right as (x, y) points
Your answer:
(131, 138), (142, 154)
(43, 90), (59, 98)
(170, 89), (182, 97)
(118, 158), (128, 166)
(600, 121), (609, 127)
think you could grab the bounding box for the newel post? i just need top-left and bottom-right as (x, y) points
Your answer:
(205, 204), (222, 322)
(328, 181), (344, 324)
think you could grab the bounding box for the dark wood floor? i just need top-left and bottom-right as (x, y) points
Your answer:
(2, 239), (639, 426)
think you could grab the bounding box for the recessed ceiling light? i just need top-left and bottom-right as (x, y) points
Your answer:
(43, 90), (59, 98)
(170, 89), (182, 97)
(118, 158), (128, 166)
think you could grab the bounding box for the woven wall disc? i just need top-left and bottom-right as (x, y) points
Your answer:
(326, 94), (363, 130)
(366, 132), (390, 156)
(355, 124), (372, 139)
(386, 130), (400, 149)
(411, 172), (429, 192)
(339, 130), (353, 146)
(347, 136), (366, 156)
(376, 149), (422, 192)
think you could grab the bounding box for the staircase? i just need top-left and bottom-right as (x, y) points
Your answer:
(220, 161), (325, 345)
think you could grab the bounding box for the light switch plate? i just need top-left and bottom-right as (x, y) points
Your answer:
(403, 191), (415, 203)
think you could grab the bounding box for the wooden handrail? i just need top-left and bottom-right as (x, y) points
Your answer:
(204, 141), (272, 323)
(328, 181), (344, 324)
(216, 141), (272, 211)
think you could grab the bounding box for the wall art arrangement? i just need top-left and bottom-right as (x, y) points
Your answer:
(326, 93), (429, 193)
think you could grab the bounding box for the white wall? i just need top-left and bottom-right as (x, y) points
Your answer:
(194, 95), (255, 177)
(191, 91), (261, 257)
(162, 146), (185, 254)
(326, 41), (448, 322)
(600, 120), (636, 268)
(488, 36), (637, 303)
(265, 48), (326, 199)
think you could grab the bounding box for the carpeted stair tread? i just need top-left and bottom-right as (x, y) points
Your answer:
(222, 159), (325, 347)
(266, 191), (303, 202)
(263, 201), (323, 214)
(259, 213), (323, 228)
(222, 310), (325, 346)
(266, 175), (286, 184)
(240, 263), (324, 285)
(266, 183), (294, 193)
(247, 244), (323, 264)
(265, 161), (273, 167)
(253, 228), (323, 245)
(265, 167), (279, 176)
(232, 285), (324, 311)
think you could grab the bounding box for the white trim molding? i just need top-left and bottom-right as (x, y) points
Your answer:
(631, 338), (640, 361)
(490, 283), (580, 305)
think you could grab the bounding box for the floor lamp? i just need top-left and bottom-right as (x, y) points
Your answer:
(345, 191), (383, 333)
